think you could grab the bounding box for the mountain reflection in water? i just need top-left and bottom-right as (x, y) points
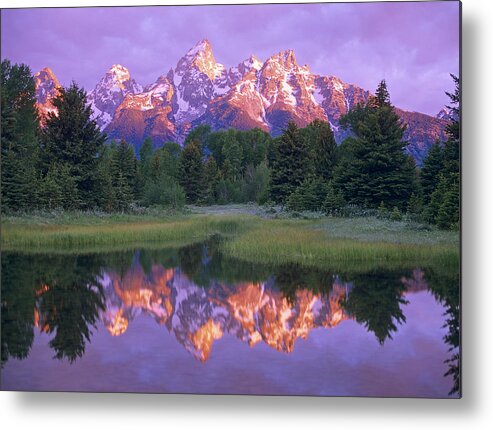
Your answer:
(1, 238), (460, 397)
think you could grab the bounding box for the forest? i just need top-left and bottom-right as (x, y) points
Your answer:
(1, 59), (460, 230)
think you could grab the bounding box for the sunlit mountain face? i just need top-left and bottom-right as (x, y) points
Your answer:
(0, 241), (460, 397)
(33, 39), (449, 164)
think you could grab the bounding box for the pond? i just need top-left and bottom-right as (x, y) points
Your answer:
(1, 237), (460, 397)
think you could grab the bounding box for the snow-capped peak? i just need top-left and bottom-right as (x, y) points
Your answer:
(244, 55), (263, 71)
(266, 49), (297, 69)
(185, 39), (212, 58)
(87, 64), (142, 130)
(107, 64), (131, 83)
(175, 39), (225, 81)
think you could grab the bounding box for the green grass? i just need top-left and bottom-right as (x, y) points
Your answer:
(221, 219), (458, 272)
(1, 212), (251, 251)
(1, 206), (459, 272)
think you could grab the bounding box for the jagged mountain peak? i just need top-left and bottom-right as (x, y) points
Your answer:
(186, 38), (213, 56)
(242, 55), (264, 71)
(34, 67), (60, 121)
(106, 64), (131, 81)
(266, 49), (298, 69)
(98, 64), (140, 91)
(34, 66), (59, 83)
(87, 64), (142, 130)
(229, 55), (264, 83)
(176, 39), (224, 81)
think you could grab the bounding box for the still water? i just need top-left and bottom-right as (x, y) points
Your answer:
(1, 237), (460, 397)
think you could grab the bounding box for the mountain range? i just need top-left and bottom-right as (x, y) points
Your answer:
(34, 39), (450, 163)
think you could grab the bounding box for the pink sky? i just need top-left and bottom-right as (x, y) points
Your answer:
(1, 2), (460, 115)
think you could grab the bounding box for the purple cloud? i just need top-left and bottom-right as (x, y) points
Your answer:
(1, 2), (459, 115)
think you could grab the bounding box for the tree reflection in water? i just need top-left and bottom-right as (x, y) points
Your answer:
(425, 266), (460, 396)
(1, 239), (460, 396)
(2, 253), (105, 365)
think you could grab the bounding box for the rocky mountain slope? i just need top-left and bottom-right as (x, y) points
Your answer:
(34, 39), (450, 162)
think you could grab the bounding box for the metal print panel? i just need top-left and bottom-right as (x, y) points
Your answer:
(0, 1), (461, 398)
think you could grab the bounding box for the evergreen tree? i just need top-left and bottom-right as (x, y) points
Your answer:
(286, 178), (325, 212)
(390, 206), (403, 221)
(178, 140), (205, 203)
(303, 119), (337, 181)
(323, 183), (346, 215)
(436, 182), (460, 230)
(1, 60), (40, 212)
(149, 143), (180, 183)
(95, 145), (116, 212)
(139, 137), (154, 176)
(420, 141), (444, 205)
(137, 136), (154, 198)
(407, 191), (423, 215)
(38, 163), (79, 210)
(39, 82), (105, 209)
(334, 83), (416, 210)
(374, 79), (391, 108)
(204, 156), (220, 204)
(113, 139), (137, 199)
(445, 74), (460, 142)
(422, 74), (460, 229)
(270, 121), (310, 204)
(222, 138), (243, 182)
(378, 201), (388, 218)
(113, 171), (132, 211)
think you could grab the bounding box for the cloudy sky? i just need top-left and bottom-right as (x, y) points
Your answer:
(1, 2), (460, 115)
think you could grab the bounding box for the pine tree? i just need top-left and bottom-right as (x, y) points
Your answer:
(407, 191), (423, 215)
(334, 83), (416, 211)
(374, 79), (391, 108)
(420, 141), (444, 205)
(303, 119), (337, 181)
(270, 121), (310, 204)
(323, 183), (346, 215)
(115, 139), (137, 198)
(1, 60), (40, 212)
(390, 206), (402, 221)
(378, 201), (388, 218)
(38, 163), (79, 210)
(445, 74), (460, 142)
(436, 182), (460, 230)
(113, 171), (132, 211)
(222, 139), (243, 182)
(178, 140), (205, 203)
(422, 74), (460, 229)
(139, 136), (154, 189)
(204, 156), (220, 204)
(40, 82), (106, 209)
(38, 167), (63, 210)
(95, 145), (116, 212)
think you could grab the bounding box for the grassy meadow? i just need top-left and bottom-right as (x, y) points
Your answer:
(1, 205), (459, 271)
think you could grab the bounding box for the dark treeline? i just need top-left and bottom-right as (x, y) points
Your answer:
(1, 60), (459, 229)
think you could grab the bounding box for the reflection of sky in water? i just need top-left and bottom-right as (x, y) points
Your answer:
(2, 291), (450, 396)
(0, 249), (459, 397)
